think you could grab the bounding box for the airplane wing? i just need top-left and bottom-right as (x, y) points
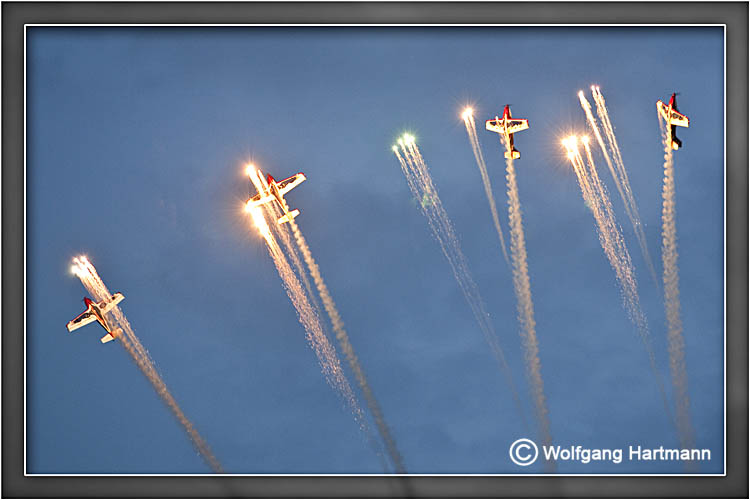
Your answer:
(99, 293), (124, 314)
(247, 192), (275, 207)
(656, 101), (689, 128)
(485, 118), (504, 132)
(668, 109), (689, 128)
(67, 310), (96, 332)
(656, 101), (669, 120)
(506, 119), (529, 134)
(277, 173), (306, 196)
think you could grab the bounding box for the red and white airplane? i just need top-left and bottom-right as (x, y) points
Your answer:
(656, 93), (689, 150)
(246, 172), (306, 224)
(486, 105), (529, 159)
(66, 293), (124, 343)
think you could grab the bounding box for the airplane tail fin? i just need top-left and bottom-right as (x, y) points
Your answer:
(505, 149), (521, 160)
(277, 209), (300, 225)
(100, 328), (122, 344)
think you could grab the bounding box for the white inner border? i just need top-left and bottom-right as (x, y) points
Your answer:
(23, 23), (728, 478)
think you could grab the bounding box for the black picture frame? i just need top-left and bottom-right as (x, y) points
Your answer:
(3, 2), (747, 497)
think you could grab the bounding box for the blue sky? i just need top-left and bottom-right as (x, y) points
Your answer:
(27, 27), (723, 474)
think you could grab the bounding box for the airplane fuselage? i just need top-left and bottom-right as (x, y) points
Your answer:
(84, 298), (113, 333)
(494, 124), (515, 151)
(660, 93), (686, 150)
(668, 120), (680, 149)
(505, 127), (515, 150)
(267, 178), (287, 211)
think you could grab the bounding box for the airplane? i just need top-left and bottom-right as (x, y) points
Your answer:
(66, 293), (124, 343)
(656, 93), (689, 150)
(486, 105), (529, 159)
(246, 171), (306, 224)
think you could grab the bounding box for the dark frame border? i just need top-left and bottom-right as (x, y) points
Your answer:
(4, 2), (747, 498)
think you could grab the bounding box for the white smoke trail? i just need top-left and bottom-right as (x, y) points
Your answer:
(393, 138), (529, 435)
(582, 88), (659, 288)
(71, 257), (224, 473)
(245, 169), (404, 473)
(462, 113), (511, 267)
(284, 216), (407, 474)
(245, 173), (375, 425)
(562, 139), (673, 426)
(658, 114), (696, 457)
(579, 91), (626, 211)
(247, 204), (369, 428)
(580, 141), (646, 328)
(492, 133), (553, 466)
(255, 173), (328, 339)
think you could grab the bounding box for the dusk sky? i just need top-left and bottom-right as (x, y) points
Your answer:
(27, 26), (723, 474)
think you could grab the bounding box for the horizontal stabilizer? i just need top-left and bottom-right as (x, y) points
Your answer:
(277, 209), (300, 224)
(100, 328), (122, 344)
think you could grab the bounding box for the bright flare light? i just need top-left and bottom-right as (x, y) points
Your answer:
(70, 255), (91, 279)
(462, 107), (474, 120)
(562, 136), (582, 160)
(244, 164), (256, 177)
(562, 136), (578, 149)
(581, 136), (590, 145)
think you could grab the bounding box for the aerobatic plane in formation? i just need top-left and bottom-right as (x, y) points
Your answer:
(656, 93), (689, 150)
(246, 171), (306, 224)
(486, 105), (530, 159)
(66, 293), (124, 343)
